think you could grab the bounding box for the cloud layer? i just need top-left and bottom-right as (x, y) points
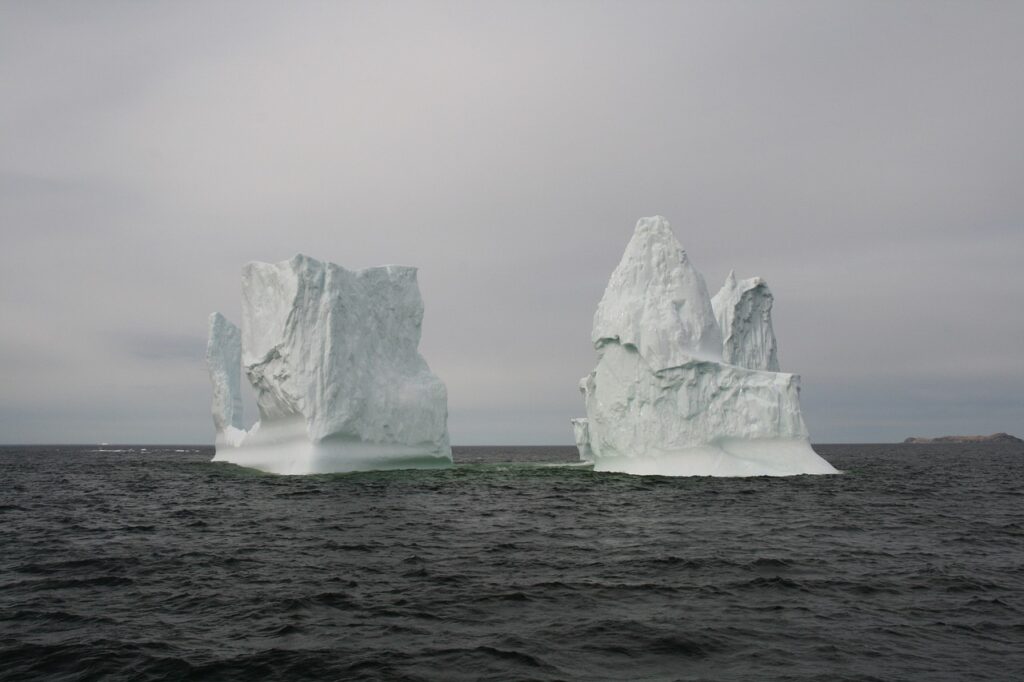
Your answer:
(2, 1), (1022, 443)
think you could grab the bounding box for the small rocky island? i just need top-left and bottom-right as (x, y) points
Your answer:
(904, 433), (1022, 444)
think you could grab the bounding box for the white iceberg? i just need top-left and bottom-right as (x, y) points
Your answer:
(572, 216), (837, 477)
(207, 254), (452, 474)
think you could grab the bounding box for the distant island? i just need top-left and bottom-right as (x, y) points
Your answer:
(904, 432), (1023, 444)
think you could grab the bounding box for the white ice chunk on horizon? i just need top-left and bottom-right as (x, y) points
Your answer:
(573, 216), (837, 477)
(206, 254), (452, 474)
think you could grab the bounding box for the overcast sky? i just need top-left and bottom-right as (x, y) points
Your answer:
(2, 1), (1022, 445)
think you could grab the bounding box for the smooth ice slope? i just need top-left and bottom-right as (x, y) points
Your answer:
(573, 216), (836, 477)
(207, 254), (451, 474)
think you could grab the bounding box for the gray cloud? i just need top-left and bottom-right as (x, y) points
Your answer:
(1, 1), (1022, 444)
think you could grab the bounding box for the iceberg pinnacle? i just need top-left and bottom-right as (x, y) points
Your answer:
(207, 254), (451, 474)
(593, 216), (722, 367)
(573, 217), (837, 477)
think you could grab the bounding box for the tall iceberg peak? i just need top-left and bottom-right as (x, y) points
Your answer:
(711, 270), (780, 372)
(592, 216), (722, 368)
(573, 217), (837, 477)
(207, 254), (451, 474)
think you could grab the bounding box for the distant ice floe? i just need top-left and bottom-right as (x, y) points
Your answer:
(572, 216), (837, 477)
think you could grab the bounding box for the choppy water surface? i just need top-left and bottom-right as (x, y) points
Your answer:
(1, 443), (1022, 681)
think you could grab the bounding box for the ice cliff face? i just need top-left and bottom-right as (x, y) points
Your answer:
(711, 271), (780, 372)
(573, 217), (836, 477)
(207, 254), (451, 474)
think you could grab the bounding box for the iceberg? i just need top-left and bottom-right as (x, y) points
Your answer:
(206, 254), (452, 474)
(572, 216), (837, 477)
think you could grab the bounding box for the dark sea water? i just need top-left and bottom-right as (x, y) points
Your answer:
(2, 443), (1023, 681)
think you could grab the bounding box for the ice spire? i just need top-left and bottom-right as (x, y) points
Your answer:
(711, 271), (780, 371)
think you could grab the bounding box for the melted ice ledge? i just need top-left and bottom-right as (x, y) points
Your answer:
(573, 216), (836, 477)
(207, 255), (451, 474)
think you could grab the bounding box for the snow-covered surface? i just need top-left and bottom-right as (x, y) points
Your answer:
(574, 216), (836, 477)
(711, 271), (780, 372)
(207, 254), (451, 474)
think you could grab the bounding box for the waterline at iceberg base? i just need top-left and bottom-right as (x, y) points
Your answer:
(210, 418), (453, 475)
(574, 216), (837, 477)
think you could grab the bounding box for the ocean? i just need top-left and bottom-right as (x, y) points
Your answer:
(1, 443), (1022, 681)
